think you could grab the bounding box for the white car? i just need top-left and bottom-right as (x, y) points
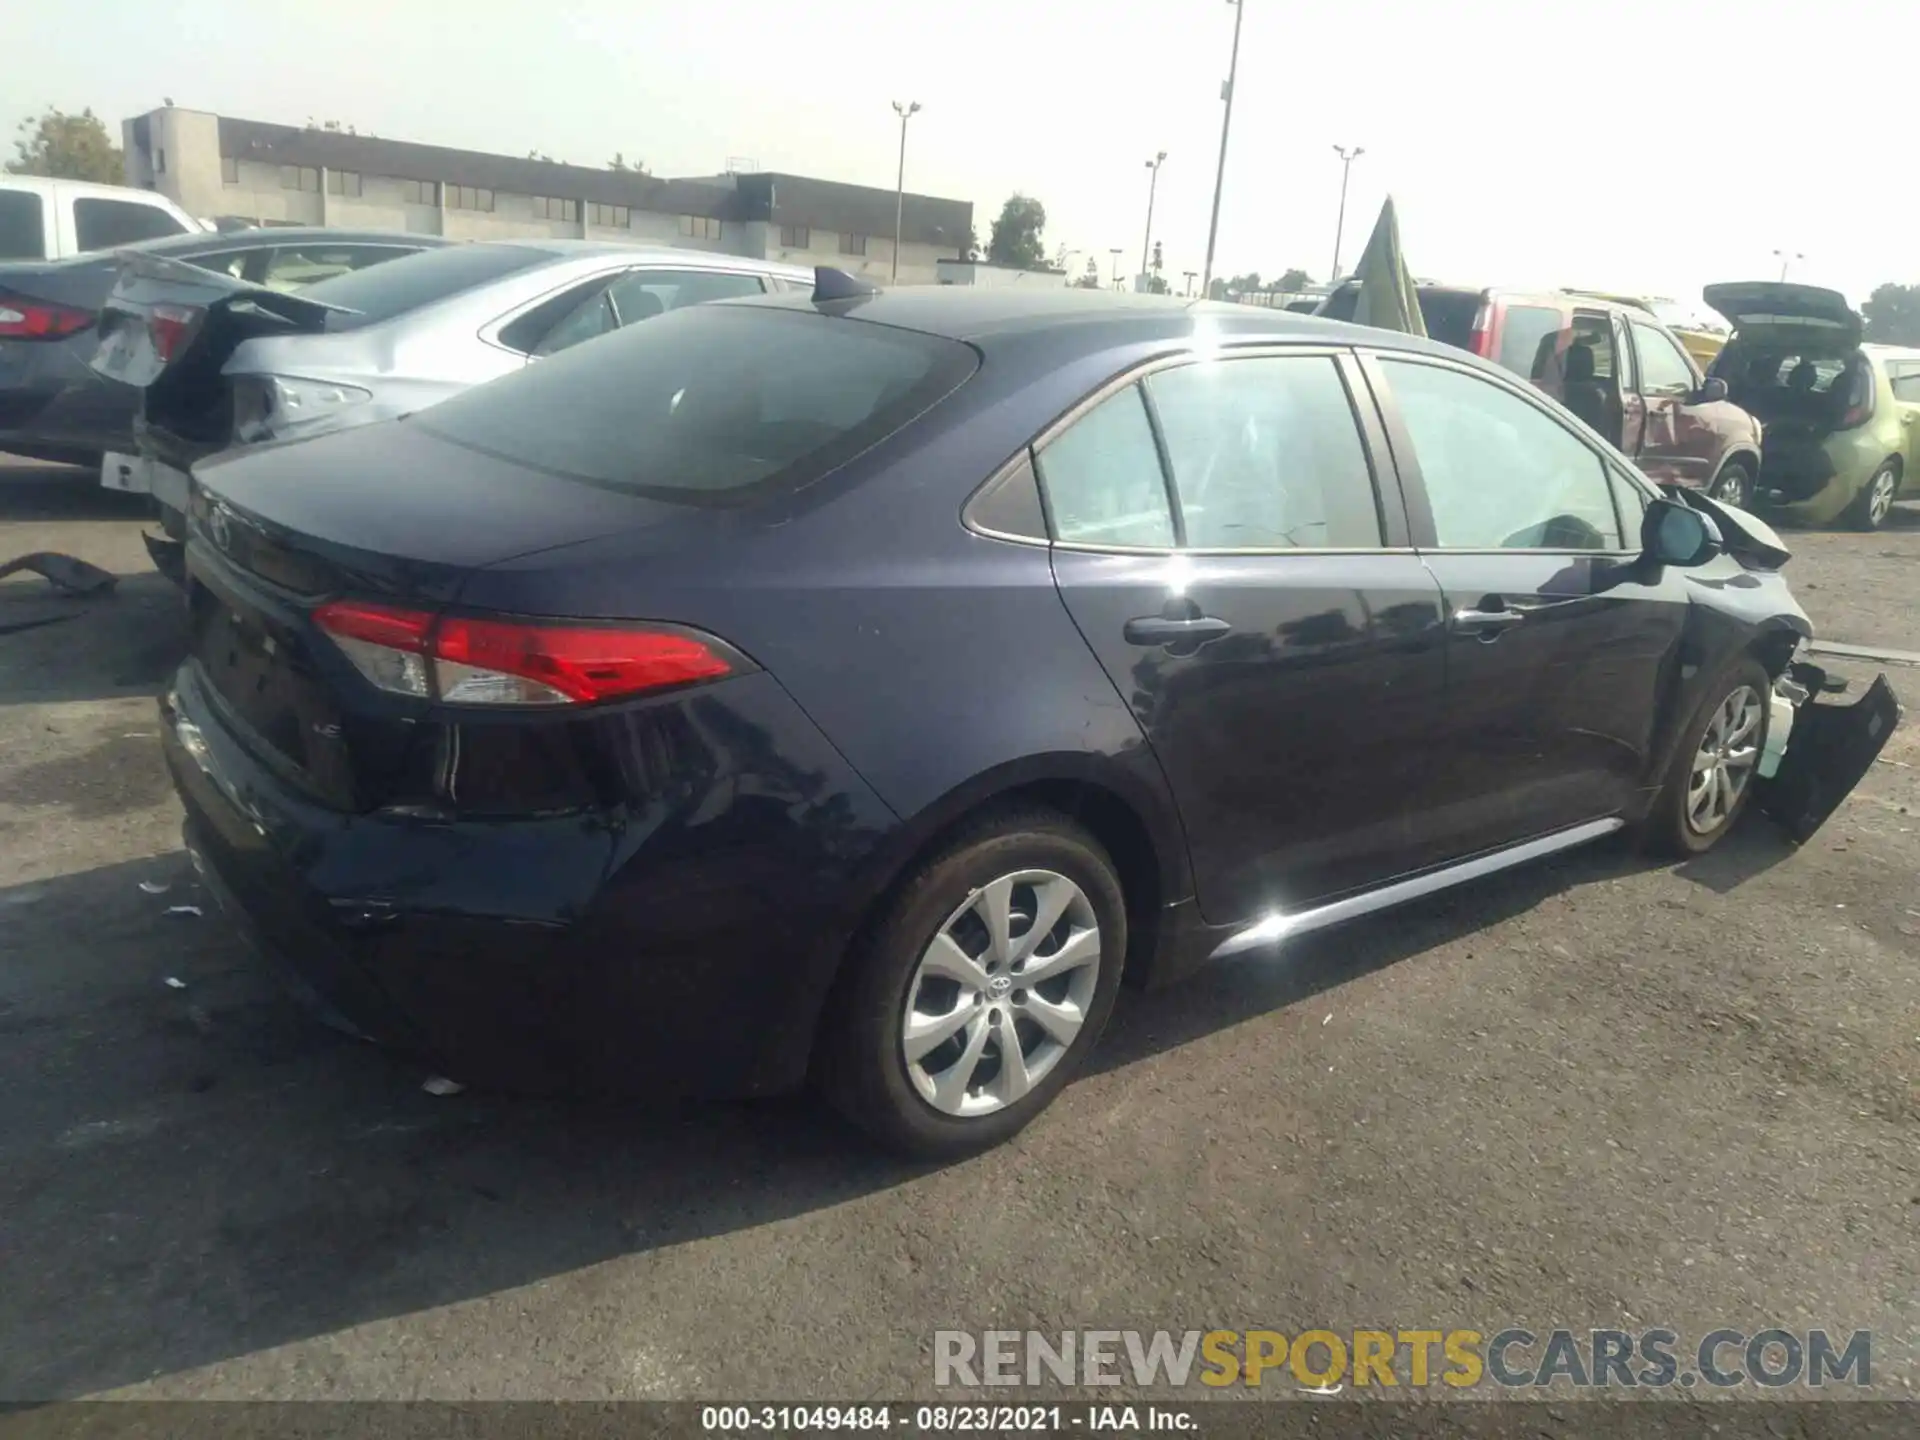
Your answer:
(0, 176), (206, 263)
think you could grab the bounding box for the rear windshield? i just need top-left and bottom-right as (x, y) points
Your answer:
(414, 303), (979, 505)
(1317, 285), (1480, 349)
(300, 242), (545, 327)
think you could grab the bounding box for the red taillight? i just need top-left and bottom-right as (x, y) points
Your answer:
(0, 295), (94, 341)
(148, 303), (200, 362)
(1466, 301), (1495, 359)
(314, 600), (740, 707)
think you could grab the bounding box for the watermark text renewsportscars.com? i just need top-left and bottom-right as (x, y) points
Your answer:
(933, 1328), (1873, 1391)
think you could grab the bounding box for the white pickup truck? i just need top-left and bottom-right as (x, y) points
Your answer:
(0, 176), (207, 262)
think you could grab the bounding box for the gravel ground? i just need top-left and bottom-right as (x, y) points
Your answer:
(1, 456), (1916, 1404)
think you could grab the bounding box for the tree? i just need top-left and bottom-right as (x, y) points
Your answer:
(961, 224), (981, 261)
(1277, 267), (1313, 293)
(7, 106), (122, 184)
(607, 152), (647, 173)
(987, 194), (1047, 270)
(1207, 278), (1229, 301)
(1863, 284), (1920, 347)
(1145, 244), (1170, 295)
(527, 149), (556, 162)
(1075, 256), (1102, 289)
(1226, 271), (1263, 296)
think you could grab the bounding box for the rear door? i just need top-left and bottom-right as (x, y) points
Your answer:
(1887, 360), (1920, 480)
(1042, 346), (1453, 924)
(1363, 349), (1688, 858)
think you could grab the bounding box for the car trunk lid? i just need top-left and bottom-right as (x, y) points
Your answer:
(89, 249), (354, 467)
(1702, 282), (1862, 352)
(185, 419), (705, 811)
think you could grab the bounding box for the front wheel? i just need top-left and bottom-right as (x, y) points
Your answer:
(1645, 659), (1770, 857)
(1847, 462), (1899, 531)
(820, 809), (1126, 1158)
(1707, 460), (1753, 510)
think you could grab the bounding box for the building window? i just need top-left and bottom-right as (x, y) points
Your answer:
(678, 214), (722, 241)
(839, 233), (867, 256)
(534, 196), (579, 222)
(399, 178), (438, 205)
(780, 224), (811, 249)
(446, 185), (494, 212)
(589, 202), (630, 228)
(154, 148), (167, 175)
(326, 169), (363, 198)
(278, 165), (320, 193)
(220, 155), (240, 186)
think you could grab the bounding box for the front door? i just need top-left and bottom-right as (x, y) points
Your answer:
(1040, 348), (1451, 925)
(1362, 351), (1689, 860)
(1629, 318), (1710, 486)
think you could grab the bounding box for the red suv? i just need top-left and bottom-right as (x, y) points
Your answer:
(1315, 283), (1765, 507)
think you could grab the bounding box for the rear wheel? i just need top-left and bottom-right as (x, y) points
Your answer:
(820, 809), (1126, 1157)
(1846, 461), (1899, 531)
(1645, 658), (1770, 857)
(1707, 460), (1753, 510)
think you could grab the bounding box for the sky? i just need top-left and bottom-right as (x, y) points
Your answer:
(10, 0), (1916, 309)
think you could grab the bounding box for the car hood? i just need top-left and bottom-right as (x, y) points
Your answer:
(1702, 282), (1861, 351)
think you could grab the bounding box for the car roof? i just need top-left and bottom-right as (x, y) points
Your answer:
(145, 226), (450, 252)
(0, 175), (172, 199)
(485, 237), (811, 276)
(733, 283), (1468, 361)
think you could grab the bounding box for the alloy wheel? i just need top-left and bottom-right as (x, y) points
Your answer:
(1687, 684), (1762, 835)
(1710, 467), (1751, 509)
(900, 869), (1102, 1118)
(1868, 469), (1897, 527)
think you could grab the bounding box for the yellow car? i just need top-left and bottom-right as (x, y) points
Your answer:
(1562, 290), (1726, 370)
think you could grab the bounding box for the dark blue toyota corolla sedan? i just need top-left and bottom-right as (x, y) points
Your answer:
(158, 275), (1898, 1155)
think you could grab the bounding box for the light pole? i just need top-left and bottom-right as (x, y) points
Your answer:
(1773, 248), (1805, 282)
(1109, 248), (1124, 290)
(1200, 0), (1246, 301)
(1140, 152), (1167, 292)
(1183, 269), (1198, 298)
(1330, 144), (1364, 281)
(891, 100), (921, 283)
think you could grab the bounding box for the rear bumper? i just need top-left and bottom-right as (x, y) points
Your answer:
(0, 335), (134, 459)
(160, 658), (900, 1097)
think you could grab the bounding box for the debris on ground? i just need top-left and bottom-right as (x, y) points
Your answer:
(138, 880), (171, 895)
(163, 977), (187, 990)
(163, 904), (203, 918)
(0, 551), (117, 597)
(422, 1076), (466, 1097)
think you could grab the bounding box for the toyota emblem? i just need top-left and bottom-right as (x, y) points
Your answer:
(209, 503), (233, 552)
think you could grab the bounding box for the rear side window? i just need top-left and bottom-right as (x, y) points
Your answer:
(1145, 355), (1381, 547)
(299, 243), (548, 327)
(415, 305), (977, 504)
(1496, 305), (1566, 383)
(0, 189), (45, 260)
(73, 197), (188, 250)
(606, 269), (766, 321)
(1033, 386), (1175, 548)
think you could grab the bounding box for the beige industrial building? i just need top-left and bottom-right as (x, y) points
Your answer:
(121, 106), (973, 286)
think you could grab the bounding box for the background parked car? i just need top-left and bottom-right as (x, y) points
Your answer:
(1706, 281), (1920, 530)
(158, 285), (1893, 1157)
(91, 240), (812, 577)
(0, 227), (445, 470)
(0, 176), (205, 262)
(1315, 281), (1764, 505)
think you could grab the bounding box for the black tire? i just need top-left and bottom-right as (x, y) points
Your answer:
(1846, 461), (1900, 532)
(820, 808), (1127, 1158)
(1707, 460), (1753, 510)
(1644, 657), (1771, 857)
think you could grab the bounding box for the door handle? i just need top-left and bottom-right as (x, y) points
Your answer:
(1450, 604), (1527, 640)
(1123, 614), (1233, 647)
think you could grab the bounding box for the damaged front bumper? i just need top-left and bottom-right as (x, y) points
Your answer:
(1755, 654), (1903, 841)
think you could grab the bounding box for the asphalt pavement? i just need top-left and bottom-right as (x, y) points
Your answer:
(1, 455), (1916, 1402)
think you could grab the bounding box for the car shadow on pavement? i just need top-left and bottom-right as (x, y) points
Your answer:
(0, 569), (184, 705)
(0, 460), (151, 524)
(0, 831), (1671, 1401)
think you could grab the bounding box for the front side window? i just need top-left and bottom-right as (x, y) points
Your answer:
(1033, 386), (1176, 548)
(1381, 358), (1623, 551)
(73, 197), (187, 251)
(1887, 364), (1920, 404)
(1631, 323), (1697, 396)
(1144, 355), (1380, 548)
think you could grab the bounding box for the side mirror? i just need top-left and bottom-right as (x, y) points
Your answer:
(1692, 376), (1730, 404)
(1642, 497), (1724, 567)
